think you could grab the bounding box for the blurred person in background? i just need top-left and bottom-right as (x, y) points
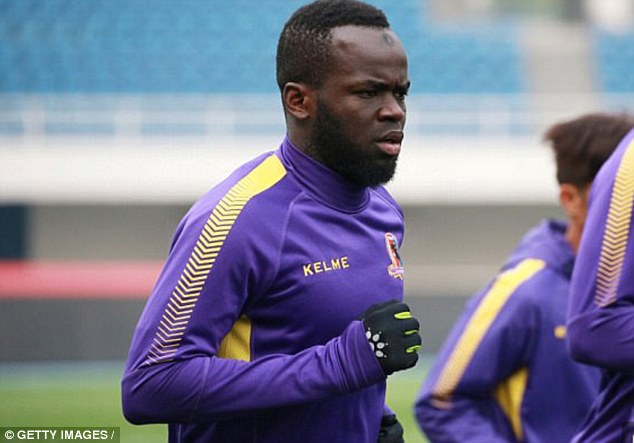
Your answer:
(122, 1), (421, 442)
(414, 113), (634, 442)
(567, 117), (634, 442)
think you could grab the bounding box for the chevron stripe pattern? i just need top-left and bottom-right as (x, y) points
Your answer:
(143, 155), (286, 366)
(594, 140), (634, 307)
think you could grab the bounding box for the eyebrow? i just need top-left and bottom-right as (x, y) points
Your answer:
(398, 81), (412, 92)
(355, 80), (411, 91)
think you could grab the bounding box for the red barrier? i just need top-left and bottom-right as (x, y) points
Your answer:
(0, 261), (163, 299)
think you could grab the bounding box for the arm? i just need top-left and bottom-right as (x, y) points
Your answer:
(568, 132), (634, 370)
(122, 204), (386, 424)
(415, 259), (544, 443)
(416, 395), (516, 443)
(568, 299), (634, 372)
(123, 319), (382, 423)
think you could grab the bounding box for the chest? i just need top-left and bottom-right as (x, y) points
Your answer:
(249, 201), (404, 352)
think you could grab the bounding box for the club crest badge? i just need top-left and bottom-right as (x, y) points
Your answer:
(385, 232), (404, 279)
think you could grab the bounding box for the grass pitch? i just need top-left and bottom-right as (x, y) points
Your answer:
(0, 357), (432, 442)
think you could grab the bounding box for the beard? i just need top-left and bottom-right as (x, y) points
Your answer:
(307, 100), (398, 187)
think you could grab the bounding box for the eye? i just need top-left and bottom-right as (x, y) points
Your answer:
(394, 88), (408, 101)
(356, 89), (378, 98)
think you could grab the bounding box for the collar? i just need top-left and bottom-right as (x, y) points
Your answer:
(508, 219), (575, 279)
(277, 137), (370, 212)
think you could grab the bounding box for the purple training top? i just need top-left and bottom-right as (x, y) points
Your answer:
(416, 220), (599, 443)
(568, 128), (634, 443)
(122, 137), (406, 442)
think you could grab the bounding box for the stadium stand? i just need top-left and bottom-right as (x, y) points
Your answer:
(0, 0), (523, 94)
(0, 0), (532, 141)
(594, 28), (634, 93)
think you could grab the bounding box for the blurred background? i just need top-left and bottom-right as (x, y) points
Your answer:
(0, 0), (633, 441)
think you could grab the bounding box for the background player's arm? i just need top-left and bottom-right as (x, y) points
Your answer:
(415, 269), (537, 443)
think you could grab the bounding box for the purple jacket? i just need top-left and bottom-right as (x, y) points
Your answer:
(568, 129), (634, 443)
(122, 137), (406, 442)
(416, 220), (599, 443)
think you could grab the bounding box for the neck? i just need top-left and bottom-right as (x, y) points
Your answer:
(286, 126), (311, 156)
(279, 137), (369, 212)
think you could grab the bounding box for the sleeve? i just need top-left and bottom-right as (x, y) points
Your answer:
(383, 404), (395, 416)
(122, 184), (385, 424)
(568, 131), (634, 372)
(414, 259), (545, 443)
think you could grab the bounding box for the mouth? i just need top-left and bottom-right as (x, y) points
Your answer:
(376, 131), (404, 156)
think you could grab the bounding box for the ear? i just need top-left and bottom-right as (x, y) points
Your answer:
(282, 82), (315, 121)
(559, 183), (585, 219)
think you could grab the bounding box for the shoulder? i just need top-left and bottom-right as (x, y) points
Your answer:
(175, 153), (300, 249)
(195, 152), (297, 214)
(590, 129), (634, 204)
(196, 152), (291, 207)
(484, 258), (560, 312)
(456, 258), (556, 340)
(494, 221), (573, 305)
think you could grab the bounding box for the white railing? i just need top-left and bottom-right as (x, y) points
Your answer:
(0, 93), (632, 204)
(3, 93), (632, 140)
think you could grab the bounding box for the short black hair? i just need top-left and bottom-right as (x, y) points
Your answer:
(276, 0), (389, 91)
(544, 112), (634, 187)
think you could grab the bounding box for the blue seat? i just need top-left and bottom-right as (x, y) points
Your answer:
(594, 29), (634, 93)
(0, 0), (524, 94)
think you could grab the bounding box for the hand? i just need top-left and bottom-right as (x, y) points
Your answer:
(378, 414), (404, 443)
(361, 300), (421, 375)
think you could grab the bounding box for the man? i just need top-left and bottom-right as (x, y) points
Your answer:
(414, 113), (634, 442)
(567, 115), (634, 442)
(122, 1), (421, 442)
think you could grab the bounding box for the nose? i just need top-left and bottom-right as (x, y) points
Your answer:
(377, 95), (406, 123)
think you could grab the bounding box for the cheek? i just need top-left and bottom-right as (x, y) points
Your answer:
(341, 105), (376, 130)
(345, 118), (373, 143)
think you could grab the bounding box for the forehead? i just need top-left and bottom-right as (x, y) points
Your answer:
(326, 25), (408, 82)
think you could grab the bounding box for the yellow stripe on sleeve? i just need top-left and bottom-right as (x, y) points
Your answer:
(217, 315), (252, 362)
(143, 155), (286, 366)
(495, 367), (529, 441)
(594, 139), (634, 307)
(431, 258), (545, 403)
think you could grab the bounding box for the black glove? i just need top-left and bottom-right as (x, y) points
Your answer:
(378, 414), (404, 443)
(361, 300), (421, 375)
